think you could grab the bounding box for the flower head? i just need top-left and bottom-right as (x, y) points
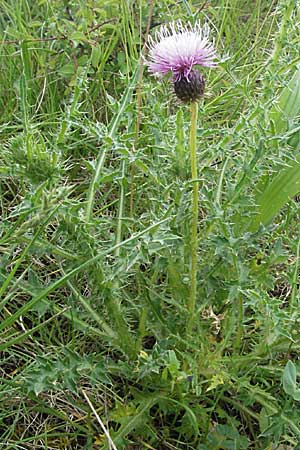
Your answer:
(147, 20), (218, 102)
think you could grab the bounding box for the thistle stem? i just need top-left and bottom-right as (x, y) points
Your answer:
(268, 0), (294, 75)
(187, 101), (199, 330)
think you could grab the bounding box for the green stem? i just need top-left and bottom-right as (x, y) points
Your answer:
(187, 101), (199, 330)
(85, 67), (139, 223)
(268, 0), (294, 75)
(291, 226), (300, 308)
(115, 159), (126, 258)
(235, 296), (244, 352)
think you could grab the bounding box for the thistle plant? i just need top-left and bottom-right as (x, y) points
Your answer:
(147, 20), (218, 330)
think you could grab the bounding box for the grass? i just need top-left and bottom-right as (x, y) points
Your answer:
(1, 0), (300, 448)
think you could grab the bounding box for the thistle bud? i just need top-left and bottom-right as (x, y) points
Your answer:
(174, 70), (205, 102)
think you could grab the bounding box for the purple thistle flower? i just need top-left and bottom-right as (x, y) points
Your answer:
(147, 20), (218, 102)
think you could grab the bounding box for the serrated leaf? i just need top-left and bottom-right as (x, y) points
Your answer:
(207, 424), (249, 449)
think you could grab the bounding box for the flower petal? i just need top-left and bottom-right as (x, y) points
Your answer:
(147, 20), (218, 78)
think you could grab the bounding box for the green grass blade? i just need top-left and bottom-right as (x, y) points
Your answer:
(0, 205), (60, 300)
(0, 308), (67, 352)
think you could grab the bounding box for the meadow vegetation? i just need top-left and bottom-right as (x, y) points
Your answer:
(1, 0), (300, 448)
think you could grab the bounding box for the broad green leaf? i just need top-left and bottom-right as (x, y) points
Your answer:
(247, 67), (300, 231)
(269, 67), (300, 149)
(249, 160), (300, 231)
(270, 67), (300, 135)
(283, 361), (297, 396)
(282, 361), (300, 401)
(70, 31), (87, 42)
(91, 45), (102, 68)
(58, 63), (75, 77)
